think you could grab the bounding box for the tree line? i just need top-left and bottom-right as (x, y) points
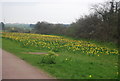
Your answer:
(33, 0), (120, 43)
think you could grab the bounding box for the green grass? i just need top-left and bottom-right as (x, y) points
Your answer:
(0, 38), (1, 48)
(2, 38), (118, 79)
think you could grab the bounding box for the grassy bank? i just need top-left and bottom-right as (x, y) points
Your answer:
(2, 33), (118, 79)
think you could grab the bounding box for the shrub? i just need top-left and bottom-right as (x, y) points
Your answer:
(40, 51), (57, 64)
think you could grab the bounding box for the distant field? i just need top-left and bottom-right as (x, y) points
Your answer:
(2, 32), (118, 79)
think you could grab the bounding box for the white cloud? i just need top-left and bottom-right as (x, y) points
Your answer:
(1, 0), (106, 24)
(0, 3), (3, 22)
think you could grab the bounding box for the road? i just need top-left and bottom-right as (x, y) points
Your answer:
(0, 49), (2, 80)
(2, 49), (54, 79)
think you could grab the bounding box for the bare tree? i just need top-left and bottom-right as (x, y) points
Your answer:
(91, 0), (119, 21)
(91, 1), (111, 21)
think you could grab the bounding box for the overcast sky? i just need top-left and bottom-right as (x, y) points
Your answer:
(0, 0), (108, 24)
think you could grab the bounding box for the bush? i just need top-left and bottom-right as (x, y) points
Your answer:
(40, 51), (57, 64)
